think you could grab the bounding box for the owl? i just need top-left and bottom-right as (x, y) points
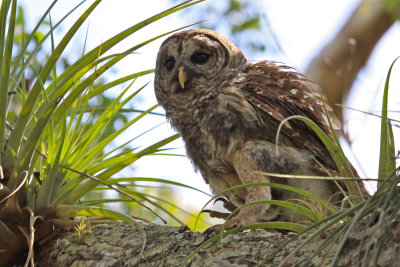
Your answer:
(154, 29), (366, 231)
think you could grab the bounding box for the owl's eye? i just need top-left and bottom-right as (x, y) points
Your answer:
(191, 52), (209, 64)
(165, 58), (175, 70)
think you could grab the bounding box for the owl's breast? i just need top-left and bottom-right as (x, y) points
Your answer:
(201, 88), (264, 153)
(181, 88), (263, 170)
(178, 99), (238, 173)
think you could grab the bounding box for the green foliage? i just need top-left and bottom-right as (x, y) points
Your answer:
(0, 0), (210, 264)
(277, 115), (363, 204)
(74, 219), (91, 239)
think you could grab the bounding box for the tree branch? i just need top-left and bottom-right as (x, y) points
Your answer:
(306, 0), (399, 121)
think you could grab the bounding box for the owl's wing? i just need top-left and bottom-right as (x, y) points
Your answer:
(240, 60), (340, 173)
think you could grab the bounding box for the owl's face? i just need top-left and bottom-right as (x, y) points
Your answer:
(154, 29), (247, 112)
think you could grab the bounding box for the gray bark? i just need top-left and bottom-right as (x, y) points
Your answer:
(24, 220), (399, 266)
(32, 223), (305, 266)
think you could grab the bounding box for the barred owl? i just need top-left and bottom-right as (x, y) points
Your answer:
(154, 29), (366, 230)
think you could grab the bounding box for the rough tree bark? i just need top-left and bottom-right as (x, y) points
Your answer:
(20, 220), (399, 266)
(306, 0), (399, 121)
(31, 223), (305, 266)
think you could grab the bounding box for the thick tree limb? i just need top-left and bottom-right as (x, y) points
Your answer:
(306, 0), (399, 121)
(17, 219), (398, 266)
(31, 223), (304, 266)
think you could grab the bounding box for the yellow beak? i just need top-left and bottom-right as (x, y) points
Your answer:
(178, 66), (187, 89)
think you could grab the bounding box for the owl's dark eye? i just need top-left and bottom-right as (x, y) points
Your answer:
(165, 58), (175, 70)
(191, 52), (209, 64)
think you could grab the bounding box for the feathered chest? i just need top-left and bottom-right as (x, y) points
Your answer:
(177, 86), (266, 173)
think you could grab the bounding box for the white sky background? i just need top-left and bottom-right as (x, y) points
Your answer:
(21, 0), (400, 217)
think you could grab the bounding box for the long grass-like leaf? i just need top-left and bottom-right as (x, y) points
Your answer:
(195, 182), (336, 231)
(71, 82), (145, 169)
(35, 119), (66, 210)
(88, 69), (153, 98)
(114, 188), (186, 225)
(63, 134), (180, 204)
(0, 0), (12, 87)
(0, 0), (16, 149)
(0, 0), (12, 71)
(11, 100), (59, 183)
(377, 57), (398, 189)
(51, 163), (167, 223)
(38, 1), (204, 106)
(107, 177), (213, 197)
(10, 1), (85, 94)
(42, 24), (196, 130)
(56, 204), (138, 227)
(4, 0), (102, 171)
(277, 194), (379, 267)
(229, 199), (318, 223)
(276, 115), (363, 201)
(10, 0), (57, 75)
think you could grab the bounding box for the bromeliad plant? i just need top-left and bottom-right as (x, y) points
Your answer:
(0, 0), (204, 265)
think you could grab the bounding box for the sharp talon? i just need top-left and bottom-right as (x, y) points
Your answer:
(214, 197), (228, 205)
(202, 209), (231, 219)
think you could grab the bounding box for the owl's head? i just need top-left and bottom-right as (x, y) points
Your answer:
(154, 29), (247, 111)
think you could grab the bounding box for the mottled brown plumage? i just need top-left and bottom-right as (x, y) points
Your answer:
(154, 29), (366, 228)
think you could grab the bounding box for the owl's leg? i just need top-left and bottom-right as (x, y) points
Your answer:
(225, 140), (306, 228)
(222, 143), (274, 228)
(203, 141), (310, 237)
(204, 144), (276, 238)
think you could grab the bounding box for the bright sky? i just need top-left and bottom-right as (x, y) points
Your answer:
(21, 0), (400, 219)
